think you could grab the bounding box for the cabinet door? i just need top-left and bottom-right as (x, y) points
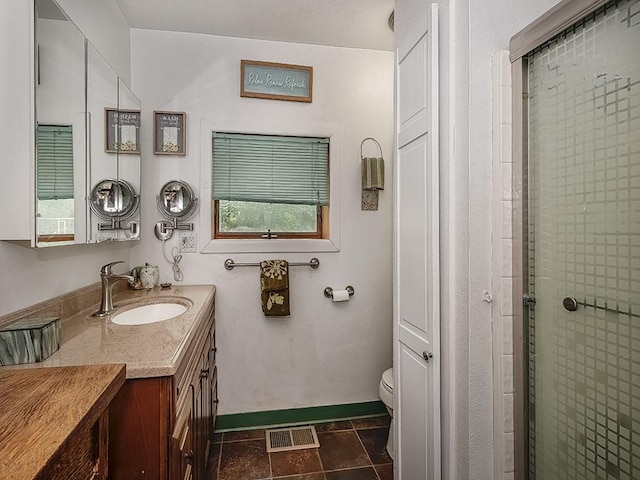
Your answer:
(395, 1), (440, 478)
(34, 0), (87, 246)
(203, 332), (214, 457)
(211, 366), (218, 428)
(171, 385), (194, 480)
(196, 349), (208, 479)
(209, 331), (218, 432)
(0, 0), (32, 241)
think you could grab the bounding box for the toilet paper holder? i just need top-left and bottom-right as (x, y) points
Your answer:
(324, 286), (355, 299)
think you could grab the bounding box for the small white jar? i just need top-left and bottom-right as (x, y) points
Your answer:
(140, 265), (159, 289)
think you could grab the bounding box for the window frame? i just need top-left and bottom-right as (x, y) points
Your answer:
(199, 119), (341, 254)
(212, 201), (328, 240)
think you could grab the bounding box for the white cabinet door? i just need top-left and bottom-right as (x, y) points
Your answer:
(0, 0), (34, 242)
(394, 1), (440, 478)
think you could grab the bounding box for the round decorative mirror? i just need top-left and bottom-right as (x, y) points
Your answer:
(157, 180), (198, 220)
(89, 178), (139, 220)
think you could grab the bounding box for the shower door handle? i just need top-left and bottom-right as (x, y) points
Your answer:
(563, 297), (578, 312)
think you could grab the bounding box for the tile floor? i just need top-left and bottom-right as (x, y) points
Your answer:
(207, 415), (393, 480)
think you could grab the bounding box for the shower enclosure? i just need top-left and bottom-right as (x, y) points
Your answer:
(512, 0), (640, 478)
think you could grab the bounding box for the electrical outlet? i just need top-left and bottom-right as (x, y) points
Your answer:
(179, 231), (197, 253)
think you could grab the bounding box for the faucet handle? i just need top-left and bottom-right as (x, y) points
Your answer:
(101, 261), (125, 275)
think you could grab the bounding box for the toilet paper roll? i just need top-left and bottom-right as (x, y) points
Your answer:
(331, 289), (350, 302)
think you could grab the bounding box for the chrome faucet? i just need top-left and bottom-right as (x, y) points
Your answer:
(94, 261), (134, 317)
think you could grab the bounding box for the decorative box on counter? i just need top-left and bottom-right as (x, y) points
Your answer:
(0, 317), (60, 365)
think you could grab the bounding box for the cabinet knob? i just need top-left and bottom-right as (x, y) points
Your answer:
(422, 351), (433, 362)
(184, 449), (194, 462)
(200, 368), (210, 379)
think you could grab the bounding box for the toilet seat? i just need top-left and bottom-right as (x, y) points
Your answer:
(378, 367), (395, 460)
(381, 368), (393, 391)
(379, 368), (394, 409)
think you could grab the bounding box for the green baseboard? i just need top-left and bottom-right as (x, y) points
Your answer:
(215, 401), (387, 432)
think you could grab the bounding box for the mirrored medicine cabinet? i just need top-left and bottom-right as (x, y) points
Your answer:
(32, 0), (141, 247)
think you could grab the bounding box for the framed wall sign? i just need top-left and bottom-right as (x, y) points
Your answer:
(241, 60), (313, 103)
(105, 108), (141, 154)
(153, 111), (186, 155)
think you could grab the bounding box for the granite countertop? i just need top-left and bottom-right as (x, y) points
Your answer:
(6, 285), (215, 379)
(0, 363), (126, 480)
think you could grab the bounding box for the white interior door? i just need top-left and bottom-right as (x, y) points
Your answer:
(394, 1), (440, 478)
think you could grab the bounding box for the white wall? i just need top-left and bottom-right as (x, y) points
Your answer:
(0, 241), (132, 316)
(455, 0), (562, 478)
(491, 49), (515, 480)
(130, 29), (395, 414)
(0, 0), (135, 317)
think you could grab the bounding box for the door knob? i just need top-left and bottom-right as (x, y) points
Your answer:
(422, 351), (433, 362)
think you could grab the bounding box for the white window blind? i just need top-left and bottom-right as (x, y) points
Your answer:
(36, 125), (74, 200)
(212, 132), (329, 206)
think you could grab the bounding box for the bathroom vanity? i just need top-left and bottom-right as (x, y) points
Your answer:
(0, 284), (217, 480)
(106, 288), (217, 480)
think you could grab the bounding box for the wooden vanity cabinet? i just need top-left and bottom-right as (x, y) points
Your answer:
(109, 303), (217, 480)
(0, 364), (125, 480)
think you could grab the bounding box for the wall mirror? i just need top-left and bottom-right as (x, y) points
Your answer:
(86, 50), (141, 242)
(158, 181), (198, 219)
(113, 79), (142, 239)
(35, 0), (86, 246)
(154, 180), (198, 240)
(34, 0), (142, 246)
(90, 179), (139, 220)
(90, 179), (140, 238)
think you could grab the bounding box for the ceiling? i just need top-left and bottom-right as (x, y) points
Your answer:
(114, 0), (395, 51)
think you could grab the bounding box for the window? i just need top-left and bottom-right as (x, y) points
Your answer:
(36, 125), (75, 242)
(211, 132), (330, 239)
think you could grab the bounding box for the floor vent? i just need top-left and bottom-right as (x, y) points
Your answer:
(265, 425), (320, 453)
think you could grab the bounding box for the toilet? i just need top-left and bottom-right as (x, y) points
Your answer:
(378, 368), (395, 459)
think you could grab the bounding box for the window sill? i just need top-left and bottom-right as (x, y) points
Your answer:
(200, 238), (339, 254)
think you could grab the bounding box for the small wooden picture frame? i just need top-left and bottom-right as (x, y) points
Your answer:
(241, 60), (313, 103)
(105, 108), (141, 154)
(153, 111), (186, 156)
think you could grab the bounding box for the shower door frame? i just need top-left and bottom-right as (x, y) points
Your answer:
(509, 1), (610, 479)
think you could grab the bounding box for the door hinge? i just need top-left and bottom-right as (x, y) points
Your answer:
(523, 294), (536, 308)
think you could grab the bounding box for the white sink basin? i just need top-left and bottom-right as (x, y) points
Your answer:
(111, 301), (188, 326)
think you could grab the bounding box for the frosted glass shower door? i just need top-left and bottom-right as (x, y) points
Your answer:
(527, 1), (640, 479)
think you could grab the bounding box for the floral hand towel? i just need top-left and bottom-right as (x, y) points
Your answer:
(260, 260), (290, 316)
